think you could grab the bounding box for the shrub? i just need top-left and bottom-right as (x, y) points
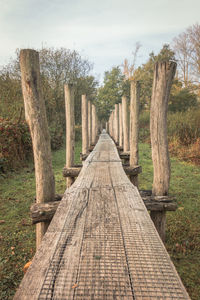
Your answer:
(168, 109), (200, 145)
(0, 119), (32, 172)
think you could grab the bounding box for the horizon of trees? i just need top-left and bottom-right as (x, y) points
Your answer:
(0, 23), (199, 125)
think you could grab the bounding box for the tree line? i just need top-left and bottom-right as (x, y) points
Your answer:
(0, 23), (199, 171)
(96, 23), (200, 121)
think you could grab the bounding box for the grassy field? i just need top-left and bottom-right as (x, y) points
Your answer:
(0, 140), (199, 299)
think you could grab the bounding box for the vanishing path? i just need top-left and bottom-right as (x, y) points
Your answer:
(14, 132), (189, 299)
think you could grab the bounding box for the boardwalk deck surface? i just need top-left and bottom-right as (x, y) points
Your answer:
(14, 132), (190, 299)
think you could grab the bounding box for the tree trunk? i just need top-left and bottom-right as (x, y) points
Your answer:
(65, 84), (75, 188)
(20, 49), (55, 248)
(150, 61), (177, 242)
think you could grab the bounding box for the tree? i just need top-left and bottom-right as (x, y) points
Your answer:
(173, 23), (200, 87)
(134, 44), (176, 109)
(0, 47), (96, 148)
(122, 42), (141, 80)
(96, 67), (128, 120)
(169, 87), (198, 112)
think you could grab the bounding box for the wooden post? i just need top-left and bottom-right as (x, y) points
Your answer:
(122, 96), (129, 152)
(106, 122), (108, 132)
(92, 104), (98, 144)
(88, 101), (92, 148)
(65, 84), (75, 188)
(150, 61), (177, 242)
(82, 95), (88, 155)
(114, 104), (119, 144)
(112, 111), (115, 139)
(130, 81), (140, 187)
(20, 49), (55, 248)
(119, 103), (123, 148)
(95, 112), (99, 139)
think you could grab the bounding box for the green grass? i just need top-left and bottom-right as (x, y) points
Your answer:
(139, 143), (200, 299)
(0, 141), (81, 300)
(0, 140), (199, 299)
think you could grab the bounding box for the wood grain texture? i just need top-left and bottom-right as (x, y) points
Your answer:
(65, 84), (75, 188)
(14, 132), (190, 300)
(114, 103), (119, 144)
(150, 61), (177, 196)
(150, 61), (177, 241)
(119, 103), (123, 148)
(82, 95), (88, 155)
(20, 49), (55, 248)
(122, 96), (129, 152)
(88, 100), (92, 148)
(130, 81), (140, 187)
(91, 104), (97, 145)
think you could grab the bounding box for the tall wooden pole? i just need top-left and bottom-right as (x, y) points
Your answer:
(106, 122), (108, 132)
(95, 112), (98, 140)
(119, 103), (123, 148)
(82, 95), (88, 155)
(20, 49), (55, 249)
(88, 101), (92, 148)
(150, 61), (177, 242)
(110, 111), (114, 139)
(114, 103), (119, 144)
(122, 96), (129, 152)
(130, 81), (140, 187)
(65, 84), (75, 188)
(91, 104), (96, 145)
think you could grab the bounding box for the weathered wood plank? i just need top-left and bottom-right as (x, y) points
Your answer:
(14, 132), (190, 300)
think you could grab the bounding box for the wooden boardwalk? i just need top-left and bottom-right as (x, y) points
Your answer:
(14, 132), (190, 299)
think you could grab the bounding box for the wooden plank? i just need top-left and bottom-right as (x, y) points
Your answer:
(14, 131), (190, 300)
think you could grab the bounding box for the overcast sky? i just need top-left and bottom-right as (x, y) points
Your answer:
(0, 0), (200, 81)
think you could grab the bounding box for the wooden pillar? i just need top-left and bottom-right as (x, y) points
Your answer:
(82, 95), (88, 155)
(91, 104), (96, 145)
(119, 103), (123, 148)
(95, 113), (99, 139)
(110, 111), (114, 139)
(20, 49), (55, 249)
(65, 84), (75, 188)
(130, 81), (140, 187)
(106, 122), (108, 132)
(122, 96), (129, 152)
(150, 61), (177, 242)
(114, 103), (119, 144)
(88, 101), (92, 148)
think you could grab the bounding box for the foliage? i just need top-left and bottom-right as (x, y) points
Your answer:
(0, 119), (32, 172)
(39, 47), (95, 128)
(0, 47), (97, 151)
(0, 142), (82, 299)
(96, 67), (129, 120)
(168, 108), (200, 146)
(169, 87), (198, 113)
(134, 44), (176, 109)
(139, 108), (200, 165)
